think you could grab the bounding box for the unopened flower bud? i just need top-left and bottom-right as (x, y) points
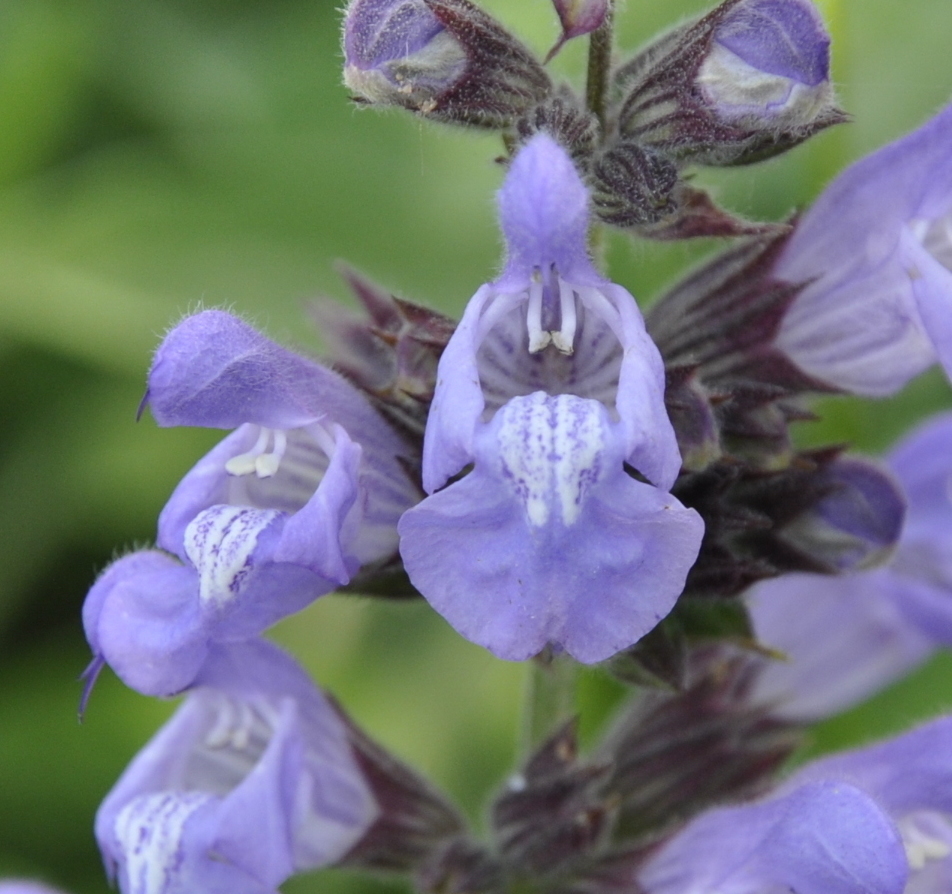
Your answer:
(780, 456), (906, 573)
(613, 0), (845, 167)
(698, 0), (835, 131)
(342, 0), (551, 128)
(546, 0), (610, 61)
(343, 0), (468, 113)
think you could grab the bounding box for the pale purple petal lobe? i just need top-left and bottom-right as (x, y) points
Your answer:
(401, 393), (703, 662)
(639, 781), (908, 894)
(776, 103), (952, 394)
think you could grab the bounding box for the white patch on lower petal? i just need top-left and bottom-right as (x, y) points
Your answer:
(495, 393), (606, 527)
(184, 505), (282, 609)
(897, 810), (952, 871)
(114, 791), (214, 894)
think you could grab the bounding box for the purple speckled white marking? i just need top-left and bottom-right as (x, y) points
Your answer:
(114, 792), (213, 894)
(496, 392), (604, 527)
(184, 505), (281, 609)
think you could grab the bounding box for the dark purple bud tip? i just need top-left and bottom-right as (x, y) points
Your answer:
(546, 0), (609, 62)
(699, 0), (834, 127)
(784, 456), (906, 572)
(343, 0), (467, 112)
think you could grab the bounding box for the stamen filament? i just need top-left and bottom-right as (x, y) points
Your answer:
(527, 278), (551, 353)
(225, 427), (291, 479)
(254, 429), (287, 478)
(552, 278), (577, 354)
(226, 427), (272, 476)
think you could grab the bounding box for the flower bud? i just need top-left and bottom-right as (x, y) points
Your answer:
(343, 0), (468, 112)
(698, 0), (835, 130)
(613, 0), (845, 167)
(342, 0), (551, 128)
(552, 0), (609, 41)
(546, 0), (610, 61)
(780, 456), (906, 573)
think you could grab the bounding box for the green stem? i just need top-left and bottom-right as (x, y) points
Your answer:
(585, 1), (615, 136)
(520, 648), (579, 757)
(585, 2), (615, 272)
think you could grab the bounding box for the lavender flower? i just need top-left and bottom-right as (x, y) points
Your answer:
(398, 135), (704, 663)
(748, 413), (952, 720)
(776, 102), (952, 395)
(83, 310), (419, 696)
(637, 779), (908, 894)
(95, 639), (377, 894)
(786, 716), (952, 889)
(697, 0), (834, 129)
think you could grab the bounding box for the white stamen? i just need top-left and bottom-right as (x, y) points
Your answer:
(527, 278), (551, 353)
(552, 278), (577, 355)
(203, 695), (261, 752)
(917, 212), (952, 272)
(254, 429), (287, 478)
(898, 811), (952, 871)
(231, 701), (255, 751)
(225, 426), (271, 476)
(204, 694), (239, 748)
(225, 426), (290, 479)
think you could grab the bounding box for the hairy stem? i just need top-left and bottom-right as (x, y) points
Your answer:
(585, 1), (615, 135)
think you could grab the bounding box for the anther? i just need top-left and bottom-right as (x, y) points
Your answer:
(225, 427), (288, 479)
(551, 278), (577, 355)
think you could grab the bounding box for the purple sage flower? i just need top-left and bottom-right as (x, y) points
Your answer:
(697, 0), (834, 128)
(94, 639), (377, 894)
(776, 102), (952, 395)
(398, 134), (704, 664)
(785, 715), (952, 889)
(83, 310), (419, 696)
(747, 413), (952, 720)
(637, 779), (908, 894)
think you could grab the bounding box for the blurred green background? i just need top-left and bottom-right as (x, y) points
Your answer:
(2, 0), (952, 891)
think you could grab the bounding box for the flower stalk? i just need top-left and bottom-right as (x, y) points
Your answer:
(585, 0), (614, 135)
(520, 649), (580, 756)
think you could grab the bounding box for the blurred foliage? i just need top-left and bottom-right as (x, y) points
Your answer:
(1, 1), (951, 892)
